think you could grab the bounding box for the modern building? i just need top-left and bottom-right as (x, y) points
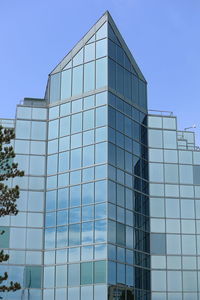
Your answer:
(0, 10), (198, 300)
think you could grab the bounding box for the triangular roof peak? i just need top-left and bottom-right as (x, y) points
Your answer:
(50, 11), (146, 82)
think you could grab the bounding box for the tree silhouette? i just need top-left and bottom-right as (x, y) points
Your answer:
(0, 125), (24, 298)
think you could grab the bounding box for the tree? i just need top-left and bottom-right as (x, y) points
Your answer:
(0, 125), (24, 298)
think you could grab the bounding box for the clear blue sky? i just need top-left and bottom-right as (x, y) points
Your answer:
(1, 0), (200, 143)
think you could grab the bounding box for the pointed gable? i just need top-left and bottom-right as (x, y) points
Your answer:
(50, 12), (108, 75)
(47, 11), (146, 107)
(50, 11), (146, 82)
(107, 12), (146, 82)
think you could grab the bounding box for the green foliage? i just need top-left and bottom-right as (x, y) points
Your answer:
(0, 125), (24, 297)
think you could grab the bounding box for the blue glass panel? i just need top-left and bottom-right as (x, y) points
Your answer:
(45, 212), (56, 227)
(59, 136), (70, 152)
(96, 58), (107, 89)
(69, 224), (80, 246)
(60, 102), (70, 116)
(46, 190), (56, 211)
(71, 113), (82, 133)
(82, 222), (93, 244)
(60, 116), (70, 137)
(95, 181), (107, 203)
(82, 167), (94, 182)
(83, 110), (94, 130)
(116, 46), (124, 66)
(61, 69), (71, 100)
(95, 203), (106, 219)
(59, 152), (69, 172)
(108, 59), (116, 90)
(50, 73), (60, 103)
(82, 183), (94, 205)
(57, 226), (68, 247)
(69, 207), (81, 223)
(71, 133), (82, 149)
(48, 120), (59, 140)
(95, 164), (107, 179)
(96, 22), (107, 40)
(72, 65), (83, 96)
(95, 142), (107, 164)
(73, 49), (83, 66)
(96, 39), (107, 59)
(85, 43), (95, 62)
(82, 205), (94, 221)
(72, 98), (82, 113)
(57, 210), (68, 226)
(84, 95), (95, 109)
(45, 228), (55, 249)
(95, 220), (106, 242)
(84, 62), (95, 92)
(96, 127), (107, 142)
(96, 91), (107, 105)
(71, 148), (81, 169)
(58, 188), (68, 209)
(58, 173), (69, 188)
(116, 64), (124, 95)
(70, 185), (81, 207)
(83, 130), (94, 146)
(47, 154), (57, 175)
(96, 106), (107, 127)
(83, 145), (94, 167)
(132, 75), (139, 104)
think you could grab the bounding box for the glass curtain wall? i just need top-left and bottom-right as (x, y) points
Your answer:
(0, 13), (151, 300)
(0, 106), (47, 299)
(44, 22), (109, 300)
(149, 114), (200, 300)
(107, 22), (150, 300)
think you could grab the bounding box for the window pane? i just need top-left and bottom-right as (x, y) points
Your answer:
(84, 62), (95, 92)
(95, 220), (106, 242)
(85, 43), (95, 62)
(152, 271), (166, 291)
(60, 116), (70, 137)
(96, 39), (107, 58)
(72, 65), (83, 96)
(71, 113), (82, 133)
(81, 262), (93, 284)
(94, 261), (106, 283)
(56, 265), (67, 288)
(73, 49), (83, 66)
(82, 222), (93, 244)
(96, 58), (107, 89)
(96, 106), (107, 127)
(61, 69), (71, 100)
(50, 73), (60, 103)
(83, 110), (94, 130)
(69, 224), (80, 246)
(68, 264), (80, 286)
(24, 266), (42, 288)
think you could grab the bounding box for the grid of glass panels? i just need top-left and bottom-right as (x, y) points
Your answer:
(49, 22), (108, 104)
(0, 106), (47, 300)
(108, 23), (147, 110)
(107, 91), (150, 299)
(149, 115), (200, 300)
(106, 19), (150, 300)
(0, 16), (151, 300)
(44, 91), (108, 299)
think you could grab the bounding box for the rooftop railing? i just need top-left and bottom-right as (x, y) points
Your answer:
(148, 109), (174, 116)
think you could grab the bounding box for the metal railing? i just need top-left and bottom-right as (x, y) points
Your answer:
(148, 109), (173, 116)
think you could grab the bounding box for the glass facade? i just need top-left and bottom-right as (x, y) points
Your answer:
(149, 114), (200, 300)
(0, 12), (150, 300)
(1, 10), (198, 300)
